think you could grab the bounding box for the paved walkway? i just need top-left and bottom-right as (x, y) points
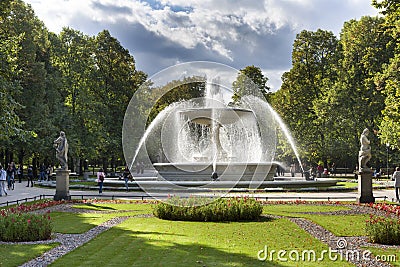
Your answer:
(0, 179), (398, 206)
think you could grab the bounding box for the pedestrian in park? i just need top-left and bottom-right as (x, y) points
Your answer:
(17, 164), (23, 183)
(123, 166), (131, 191)
(0, 165), (7, 196)
(330, 162), (336, 176)
(290, 163), (296, 177)
(140, 161), (145, 174)
(26, 165), (34, 187)
(6, 163), (15, 190)
(39, 163), (46, 181)
(46, 165), (53, 181)
(392, 167), (400, 202)
(136, 162), (140, 174)
(97, 168), (105, 194)
(317, 163), (323, 178)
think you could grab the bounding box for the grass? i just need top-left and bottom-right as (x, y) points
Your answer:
(0, 243), (59, 266)
(262, 204), (351, 217)
(336, 182), (381, 188)
(263, 204), (368, 236)
(0, 202), (391, 266)
(364, 247), (399, 266)
(306, 214), (369, 236)
(50, 217), (352, 266)
(51, 203), (153, 233)
(71, 202), (153, 212)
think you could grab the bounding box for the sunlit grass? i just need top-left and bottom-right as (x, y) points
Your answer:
(50, 217), (352, 267)
(0, 243), (58, 267)
(262, 204), (351, 217)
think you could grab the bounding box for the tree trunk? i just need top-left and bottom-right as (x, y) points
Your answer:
(102, 157), (108, 174)
(18, 149), (24, 166)
(32, 157), (38, 179)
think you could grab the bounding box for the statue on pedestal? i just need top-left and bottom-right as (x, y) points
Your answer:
(358, 128), (371, 172)
(54, 131), (68, 170)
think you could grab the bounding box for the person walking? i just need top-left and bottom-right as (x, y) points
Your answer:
(123, 166), (131, 191)
(39, 163), (46, 181)
(392, 167), (400, 203)
(0, 165), (7, 196)
(17, 164), (23, 183)
(46, 165), (53, 181)
(6, 163), (15, 190)
(26, 165), (34, 187)
(97, 168), (105, 194)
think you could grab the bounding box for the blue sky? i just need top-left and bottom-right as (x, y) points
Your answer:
(24, 0), (380, 91)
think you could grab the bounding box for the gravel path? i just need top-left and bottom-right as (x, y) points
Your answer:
(19, 216), (130, 267)
(288, 205), (399, 267)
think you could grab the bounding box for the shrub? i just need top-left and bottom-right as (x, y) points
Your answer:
(153, 197), (262, 222)
(366, 215), (400, 245)
(0, 212), (52, 242)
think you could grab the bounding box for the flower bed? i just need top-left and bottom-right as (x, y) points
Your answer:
(366, 215), (400, 245)
(153, 197), (262, 222)
(366, 203), (400, 217)
(0, 200), (62, 242)
(0, 212), (52, 242)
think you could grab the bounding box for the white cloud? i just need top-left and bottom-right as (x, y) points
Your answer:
(24, 0), (380, 91)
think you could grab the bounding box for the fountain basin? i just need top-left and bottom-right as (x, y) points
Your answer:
(153, 162), (277, 181)
(180, 107), (254, 125)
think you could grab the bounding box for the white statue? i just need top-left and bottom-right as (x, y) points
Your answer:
(358, 128), (371, 172)
(54, 131), (68, 170)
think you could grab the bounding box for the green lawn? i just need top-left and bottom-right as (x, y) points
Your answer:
(263, 204), (368, 236)
(71, 202), (154, 212)
(336, 182), (381, 188)
(262, 204), (351, 217)
(0, 243), (59, 266)
(305, 214), (369, 236)
(50, 217), (352, 266)
(0, 202), (383, 266)
(51, 203), (153, 233)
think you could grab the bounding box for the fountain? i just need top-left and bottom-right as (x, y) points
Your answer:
(153, 79), (278, 184)
(122, 61), (337, 193)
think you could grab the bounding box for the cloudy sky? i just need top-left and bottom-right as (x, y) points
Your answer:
(24, 0), (379, 91)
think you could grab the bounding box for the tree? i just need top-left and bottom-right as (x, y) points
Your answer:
(232, 65), (269, 102)
(0, 0), (62, 169)
(0, 1), (24, 142)
(373, 1), (400, 152)
(326, 16), (393, 167)
(51, 27), (99, 172)
(270, 29), (340, 165)
(93, 30), (146, 171)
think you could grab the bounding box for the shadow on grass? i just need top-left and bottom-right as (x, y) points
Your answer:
(51, 212), (110, 234)
(50, 227), (284, 267)
(79, 203), (117, 211)
(129, 230), (185, 236)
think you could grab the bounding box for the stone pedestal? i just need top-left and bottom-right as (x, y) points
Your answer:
(54, 169), (71, 201)
(356, 171), (375, 203)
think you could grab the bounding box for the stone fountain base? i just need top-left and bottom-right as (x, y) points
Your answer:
(153, 162), (277, 182)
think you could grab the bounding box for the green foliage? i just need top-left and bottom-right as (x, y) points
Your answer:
(0, 212), (52, 242)
(271, 29), (340, 164)
(232, 65), (269, 103)
(366, 215), (400, 245)
(146, 76), (206, 125)
(153, 197), (262, 222)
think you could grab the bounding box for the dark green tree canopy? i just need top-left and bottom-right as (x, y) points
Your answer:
(232, 65), (269, 102)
